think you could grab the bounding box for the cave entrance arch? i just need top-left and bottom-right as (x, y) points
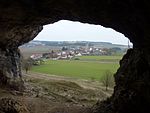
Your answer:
(0, 0), (150, 113)
(19, 20), (132, 110)
(20, 20), (131, 58)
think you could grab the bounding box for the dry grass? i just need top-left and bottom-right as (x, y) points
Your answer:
(0, 72), (113, 113)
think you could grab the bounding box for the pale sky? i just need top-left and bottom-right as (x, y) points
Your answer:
(35, 20), (130, 45)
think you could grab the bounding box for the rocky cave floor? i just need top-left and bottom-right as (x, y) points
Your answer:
(0, 72), (113, 113)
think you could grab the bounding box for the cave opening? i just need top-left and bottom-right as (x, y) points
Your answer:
(2, 0), (150, 113)
(18, 20), (133, 112)
(0, 1), (150, 113)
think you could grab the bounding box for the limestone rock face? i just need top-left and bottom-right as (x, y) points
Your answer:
(0, 25), (42, 48)
(112, 48), (150, 113)
(1, 0), (150, 47)
(0, 48), (22, 89)
(0, 98), (29, 113)
(0, 25), (42, 90)
(0, 0), (150, 113)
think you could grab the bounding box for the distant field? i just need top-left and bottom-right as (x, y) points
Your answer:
(31, 56), (121, 80)
(74, 55), (122, 62)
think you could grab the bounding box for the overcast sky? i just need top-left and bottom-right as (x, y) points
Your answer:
(35, 20), (130, 45)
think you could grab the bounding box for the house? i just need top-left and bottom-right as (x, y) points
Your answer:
(75, 53), (82, 56)
(30, 54), (43, 60)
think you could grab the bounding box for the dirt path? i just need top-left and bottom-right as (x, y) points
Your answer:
(24, 71), (78, 81)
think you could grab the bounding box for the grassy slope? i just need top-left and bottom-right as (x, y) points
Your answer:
(31, 58), (120, 80)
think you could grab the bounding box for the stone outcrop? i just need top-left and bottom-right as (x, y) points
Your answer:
(0, 97), (29, 113)
(0, 0), (150, 113)
(0, 25), (42, 90)
(113, 48), (150, 113)
(0, 48), (23, 90)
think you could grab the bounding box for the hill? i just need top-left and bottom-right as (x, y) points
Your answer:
(21, 40), (128, 49)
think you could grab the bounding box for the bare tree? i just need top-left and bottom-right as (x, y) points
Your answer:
(101, 70), (114, 91)
(22, 58), (33, 74)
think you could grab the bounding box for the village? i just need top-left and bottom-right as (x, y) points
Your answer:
(30, 46), (121, 61)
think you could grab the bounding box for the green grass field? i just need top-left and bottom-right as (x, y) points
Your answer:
(31, 56), (122, 80)
(74, 55), (122, 62)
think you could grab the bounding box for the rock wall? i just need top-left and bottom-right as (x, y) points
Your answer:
(0, 97), (29, 113)
(112, 48), (150, 113)
(0, 0), (150, 112)
(0, 48), (22, 89)
(0, 25), (42, 90)
(1, 0), (150, 47)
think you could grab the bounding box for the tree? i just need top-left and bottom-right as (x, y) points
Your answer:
(22, 58), (33, 74)
(102, 48), (112, 55)
(62, 47), (68, 51)
(101, 70), (114, 91)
